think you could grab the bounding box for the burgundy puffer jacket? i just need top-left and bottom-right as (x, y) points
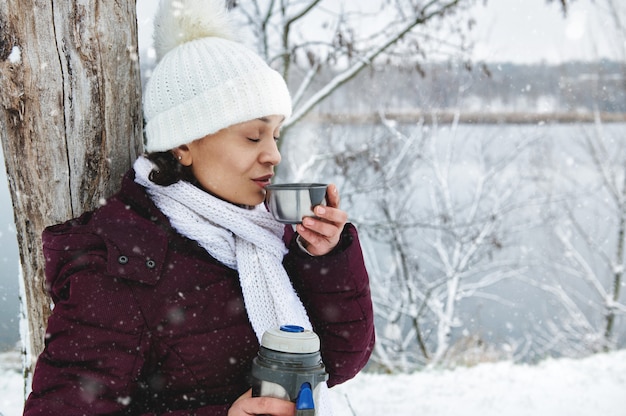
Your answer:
(23, 169), (374, 415)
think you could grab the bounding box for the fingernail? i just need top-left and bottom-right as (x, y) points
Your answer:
(316, 206), (326, 215)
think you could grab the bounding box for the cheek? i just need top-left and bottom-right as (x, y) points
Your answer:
(222, 150), (255, 173)
(191, 159), (221, 188)
(193, 154), (242, 189)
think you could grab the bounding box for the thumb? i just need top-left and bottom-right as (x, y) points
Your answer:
(325, 183), (340, 208)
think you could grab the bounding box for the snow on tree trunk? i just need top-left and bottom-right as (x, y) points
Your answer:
(0, 0), (142, 388)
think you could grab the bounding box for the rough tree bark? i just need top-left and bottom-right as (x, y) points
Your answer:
(0, 0), (143, 385)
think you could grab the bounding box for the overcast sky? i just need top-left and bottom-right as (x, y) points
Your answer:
(137, 0), (623, 64)
(470, 0), (623, 63)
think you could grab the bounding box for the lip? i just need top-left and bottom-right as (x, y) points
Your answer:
(252, 174), (273, 188)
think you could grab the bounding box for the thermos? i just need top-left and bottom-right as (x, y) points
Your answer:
(251, 325), (328, 415)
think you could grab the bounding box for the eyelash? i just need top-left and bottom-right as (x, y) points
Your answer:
(247, 137), (280, 142)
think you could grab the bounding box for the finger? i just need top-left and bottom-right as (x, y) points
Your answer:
(296, 226), (334, 256)
(297, 219), (341, 256)
(302, 216), (338, 239)
(229, 389), (252, 409)
(313, 205), (348, 227)
(242, 396), (295, 416)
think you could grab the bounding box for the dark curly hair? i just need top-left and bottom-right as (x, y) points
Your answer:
(146, 152), (197, 186)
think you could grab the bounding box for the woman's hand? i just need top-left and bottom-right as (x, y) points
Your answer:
(228, 389), (295, 416)
(296, 183), (347, 256)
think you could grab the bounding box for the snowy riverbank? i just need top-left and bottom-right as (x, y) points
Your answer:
(2, 348), (625, 415)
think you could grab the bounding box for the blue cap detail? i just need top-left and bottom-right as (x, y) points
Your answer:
(280, 325), (305, 333)
(296, 383), (315, 410)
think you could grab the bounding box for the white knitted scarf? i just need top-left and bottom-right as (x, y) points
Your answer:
(133, 156), (333, 415)
(133, 156), (311, 338)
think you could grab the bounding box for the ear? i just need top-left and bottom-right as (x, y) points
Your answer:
(172, 145), (192, 166)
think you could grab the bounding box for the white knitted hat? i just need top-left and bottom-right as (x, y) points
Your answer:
(143, 0), (292, 152)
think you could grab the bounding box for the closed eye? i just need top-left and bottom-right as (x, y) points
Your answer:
(247, 137), (280, 143)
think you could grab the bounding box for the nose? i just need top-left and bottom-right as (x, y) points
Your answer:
(260, 138), (281, 166)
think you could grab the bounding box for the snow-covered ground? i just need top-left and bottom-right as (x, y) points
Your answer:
(0, 349), (22, 416)
(2, 348), (625, 416)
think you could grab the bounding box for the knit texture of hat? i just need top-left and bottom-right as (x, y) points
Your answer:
(143, 0), (292, 152)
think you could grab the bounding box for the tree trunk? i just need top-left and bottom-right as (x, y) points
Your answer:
(0, 0), (143, 387)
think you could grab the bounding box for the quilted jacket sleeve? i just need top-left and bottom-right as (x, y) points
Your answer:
(283, 223), (375, 387)
(24, 211), (254, 415)
(23, 220), (153, 415)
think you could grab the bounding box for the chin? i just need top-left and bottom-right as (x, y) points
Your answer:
(239, 192), (265, 207)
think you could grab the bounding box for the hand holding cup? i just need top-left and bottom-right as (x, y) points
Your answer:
(266, 183), (347, 256)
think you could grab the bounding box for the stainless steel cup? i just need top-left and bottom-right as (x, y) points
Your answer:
(265, 183), (327, 224)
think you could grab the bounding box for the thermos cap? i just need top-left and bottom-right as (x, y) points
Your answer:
(261, 325), (321, 353)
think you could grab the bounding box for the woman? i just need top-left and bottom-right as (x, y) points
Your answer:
(23, 0), (374, 415)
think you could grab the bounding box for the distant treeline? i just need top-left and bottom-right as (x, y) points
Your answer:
(311, 60), (626, 122)
(140, 56), (625, 123)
